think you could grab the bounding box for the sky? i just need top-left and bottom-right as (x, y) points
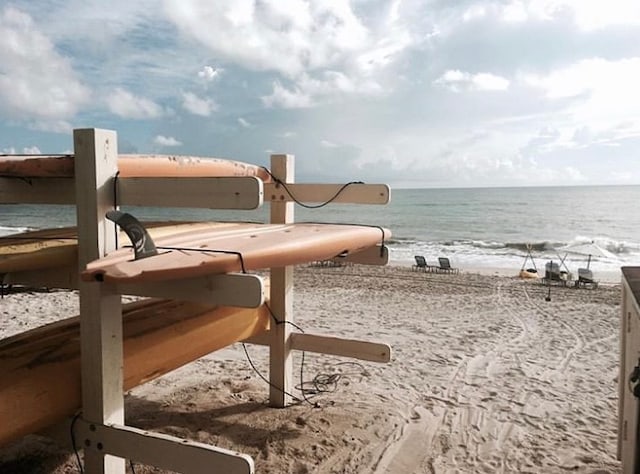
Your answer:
(1, 0), (639, 188)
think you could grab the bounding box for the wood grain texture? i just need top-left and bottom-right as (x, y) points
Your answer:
(0, 155), (271, 182)
(0, 222), (242, 274)
(83, 223), (391, 283)
(0, 299), (270, 446)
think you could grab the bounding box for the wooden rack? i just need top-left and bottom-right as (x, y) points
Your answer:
(0, 128), (392, 473)
(619, 267), (640, 473)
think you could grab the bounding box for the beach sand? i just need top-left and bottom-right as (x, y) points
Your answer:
(0, 265), (622, 473)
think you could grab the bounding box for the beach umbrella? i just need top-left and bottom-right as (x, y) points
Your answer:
(557, 241), (617, 269)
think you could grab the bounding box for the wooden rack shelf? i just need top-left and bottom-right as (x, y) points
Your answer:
(0, 128), (392, 473)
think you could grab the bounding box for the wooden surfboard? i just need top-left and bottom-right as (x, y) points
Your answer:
(0, 154), (271, 181)
(0, 222), (243, 274)
(0, 299), (270, 447)
(83, 223), (391, 283)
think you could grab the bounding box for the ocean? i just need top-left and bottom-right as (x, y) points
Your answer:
(1, 185), (638, 275)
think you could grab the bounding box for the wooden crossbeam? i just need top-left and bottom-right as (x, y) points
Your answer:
(264, 183), (390, 205)
(244, 331), (391, 363)
(114, 273), (266, 308)
(75, 421), (254, 474)
(0, 177), (75, 204)
(117, 177), (263, 209)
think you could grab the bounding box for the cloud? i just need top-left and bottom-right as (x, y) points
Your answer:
(29, 120), (73, 134)
(1, 145), (41, 154)
(182, 91), (216, 116)
(0, 7), (89, 122)
(460, 0), (640, 30)
(520, 57), (640, 138)
(165, 0), (372, 77)
(3, 0), (639, 188)
(262, 81), (313, 109)
(320, 139), (339, 148)
(153, 135), (182, 147)
(197, 66), (221, 81)
(434, 69), (510, 92)
(22, 145), (42, 154)
(164, 0), (415, 112)
(262, 71), (383, 108)
(108, 88), (165, 119)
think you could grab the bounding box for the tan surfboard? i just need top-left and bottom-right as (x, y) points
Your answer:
(0, 299), (270, 446)
(0, 222), (243, 274)
(83, 222), (391, 283)
(0, 154), (271, 181)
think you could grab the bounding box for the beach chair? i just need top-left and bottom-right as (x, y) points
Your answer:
(575, 268), (598, 289)
(412, 255), (433, 272)
(437, 257), (459, 274)
(543, 261), (572, 286)
(544, 261), (560, 281)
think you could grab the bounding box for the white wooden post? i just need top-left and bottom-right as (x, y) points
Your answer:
(269, 154), (294, 407)
(74, 129), (125, 474)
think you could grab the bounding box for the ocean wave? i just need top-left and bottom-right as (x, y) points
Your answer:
(0, 225), (30, 237)
(398, 236), (639, 254)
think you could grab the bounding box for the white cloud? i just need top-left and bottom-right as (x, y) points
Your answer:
(0, 7), (89, 122)
(262, 81), (313, 109)
(22, 145), (42, 154)
(197, 66), (221, 81)
(29, 120), (73, 134)
(162, 1), (416, 111)
(1, 146), (41, 154)
(434, 70), (510, 92)
(533, 0), (640, 30)
(563, 165), (586, 182)
(182, 92), (216, 116)
(108, 88), (164, 119)
(356, 30), (412, 74)
(502, 2), (529, 22)
(262, 71), (382, 108)
(238, 117), (251, 128)
(472, 73), (511, 91)
(165, 0), (371, 77)
(468, 0), (640, 30)
(320, 139), (339, 148)
(153, 135), (182, 147)
(463, 4), (488, 22)
(521, 57), (640, 134)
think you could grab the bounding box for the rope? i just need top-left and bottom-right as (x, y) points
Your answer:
(137, 246), (248, 273)
(0, 153), (73, 157)
(70, 412), (84, 474)
(113, 171), (120, 249)
(261, 167), (364, 209)
(299, 221), (387, 257)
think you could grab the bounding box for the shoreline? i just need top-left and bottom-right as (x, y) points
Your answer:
(0, 265), (623, 473)
(391, 260), (624, 284)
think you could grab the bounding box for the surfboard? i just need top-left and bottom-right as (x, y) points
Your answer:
(0, 154), (271, 181)
(0, 222), (243, 274)
(83, 222), (391, 283)
(0, 299), (270, 446)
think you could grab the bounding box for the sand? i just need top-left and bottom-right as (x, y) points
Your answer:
(0, 265), (623, 473)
